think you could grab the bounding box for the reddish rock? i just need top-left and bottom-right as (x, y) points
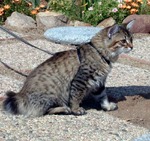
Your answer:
(123, 15), (150, 33)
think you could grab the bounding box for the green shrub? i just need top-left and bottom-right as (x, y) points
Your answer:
(138, 0), (150, 14)
(48, 0), (128, 25)
(27, 0), (40, 8)
(0, 0), (150, 26)
(48, 0), (150, 25)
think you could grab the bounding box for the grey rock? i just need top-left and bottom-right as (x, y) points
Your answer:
(68, 20), (91, 26)
(97, 17), (116, 27)
(36, 12), (68, 31)
(5, 12), (36, 32)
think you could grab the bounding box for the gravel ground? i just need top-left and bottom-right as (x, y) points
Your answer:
(0, 108), (149, 141)
(130, 36), (150, 60)
(0, 30), (150, 141)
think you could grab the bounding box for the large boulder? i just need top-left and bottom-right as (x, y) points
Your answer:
(123, 15), (150, 33)
(5, 11), (37, 32)
(36, 11), (68, 31)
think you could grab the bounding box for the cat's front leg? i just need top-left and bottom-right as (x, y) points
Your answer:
(69, 89), (87, 115)
(93, 89), (118, 111)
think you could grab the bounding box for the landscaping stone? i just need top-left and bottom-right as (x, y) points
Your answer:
(123, 15), (150, 33)
(36, 11), (68, 31)
(133, 134), (150, 141)
(0, 36), (150, 140)
(97, 17), (116, 27)
(1, 11), (150, 140)
(68, 20), (91, 26)
(44, 26), (103, 45)
(5, 12), (37, 32)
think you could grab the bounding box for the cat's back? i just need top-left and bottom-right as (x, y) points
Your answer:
(21, 50), (80, 94)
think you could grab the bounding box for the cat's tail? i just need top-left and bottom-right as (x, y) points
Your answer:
(3, 91), (19, 114)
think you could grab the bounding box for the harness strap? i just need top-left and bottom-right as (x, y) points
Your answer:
(77, 47), (82, 63)
(89, 42), (111, 65)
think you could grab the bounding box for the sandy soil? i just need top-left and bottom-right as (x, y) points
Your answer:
(109, 94), (150, 129)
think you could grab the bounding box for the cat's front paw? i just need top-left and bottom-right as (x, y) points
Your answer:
(72, 107), (86, 115)
(64, 107), (72, 114)
(101, 102), (118, 111)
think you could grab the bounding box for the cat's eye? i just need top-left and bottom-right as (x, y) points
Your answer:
(121, 39), (126, 43)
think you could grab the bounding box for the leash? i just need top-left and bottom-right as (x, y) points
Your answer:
(0, 25), (55, 55)
(0, 59), (27, 77)
(0, 26), (56, 77)
(0, 26), (82, 77)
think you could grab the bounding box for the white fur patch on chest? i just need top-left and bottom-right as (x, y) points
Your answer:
(87, 75), (105, 89)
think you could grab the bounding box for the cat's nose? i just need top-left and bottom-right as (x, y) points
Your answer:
(131, 45), (133, 50)
(130, 45), (133, 50)
(128, 43), (133, 50)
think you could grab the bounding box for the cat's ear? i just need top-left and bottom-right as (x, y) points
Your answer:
(125, 20), (135, 31)
(107, 25), (119, 39)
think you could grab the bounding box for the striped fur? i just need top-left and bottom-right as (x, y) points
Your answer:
(3, 21), (134, 117)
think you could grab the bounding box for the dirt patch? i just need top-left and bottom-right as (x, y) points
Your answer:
(109, 95), (150, 129)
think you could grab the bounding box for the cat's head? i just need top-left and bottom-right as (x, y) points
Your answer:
(106, 20), (135, 57)
(91, 20), (135, 59)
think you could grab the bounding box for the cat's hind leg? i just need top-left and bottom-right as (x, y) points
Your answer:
(47, 106), (71, 115)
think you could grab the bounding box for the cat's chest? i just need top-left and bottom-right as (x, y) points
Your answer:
(87, 72), (106, 89)
(87, 65), (111, 90)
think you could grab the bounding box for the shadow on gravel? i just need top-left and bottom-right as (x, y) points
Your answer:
(107, 85), (150, 100)
(81, 85), (150, 110)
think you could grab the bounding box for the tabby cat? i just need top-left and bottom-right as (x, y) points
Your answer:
(3, 20), (134, 117)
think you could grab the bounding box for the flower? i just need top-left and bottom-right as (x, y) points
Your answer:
(31, 9), (38, 15)
(88, 6), (93, 11)
(0, 11), (4, 16)
(4, 5), (10, 10)
(122, 4), (127, 8)
(126, 5), (131, 9)
(124, 0), (132, 2)
(131, 2), (139, 7)
(98, 2), (102, 5)
(112, 8), (118, 12)
(12, 0), (21, 3)
(130, 8), (138, 14)
(35, 7), (40, 10)
(136, 0), (143, 3)
(0, 7), (4, 12)
(118, 3), (123, 8)
(117, 0), (123, 3)
(27, 2), (32, 7)
(39, 4), (45, 8)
